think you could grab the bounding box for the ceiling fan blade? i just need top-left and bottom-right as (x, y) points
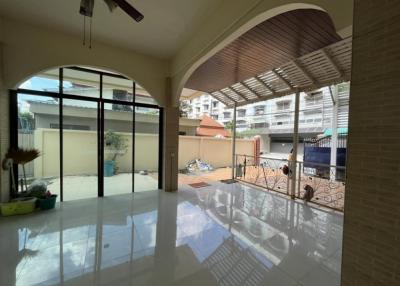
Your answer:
(112, 0), (144, 22)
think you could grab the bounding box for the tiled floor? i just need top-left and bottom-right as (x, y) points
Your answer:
(0, 182), (343, 286)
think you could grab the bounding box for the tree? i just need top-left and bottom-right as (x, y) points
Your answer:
(179, 101), (192, 117)
(104, 130), (128, 161)
(224, 121), (234, 131)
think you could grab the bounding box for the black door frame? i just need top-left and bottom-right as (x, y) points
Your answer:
(9, 66), (163, 201)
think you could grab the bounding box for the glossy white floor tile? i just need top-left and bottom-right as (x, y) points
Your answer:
(0, 182), (343, 286)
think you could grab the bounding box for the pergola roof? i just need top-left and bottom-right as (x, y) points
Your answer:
(209, 37), (352, 107)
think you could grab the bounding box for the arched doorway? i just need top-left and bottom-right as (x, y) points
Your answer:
(10, 66), (163, 201)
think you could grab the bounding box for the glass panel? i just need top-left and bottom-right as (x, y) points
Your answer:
(135, 83), (158, 105)
(104, 103), (133, 196)
(16, 94), (61, 201)
(103, 76), (133, 102)
(19, 69), (59, 92)
(63, 99), (98, 201)
(62, 68), (100, 98)
(134, 106), (159, 192)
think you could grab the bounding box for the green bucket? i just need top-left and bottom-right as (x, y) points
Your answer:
(38, 195), (58, 210)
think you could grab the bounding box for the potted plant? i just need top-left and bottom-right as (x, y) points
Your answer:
(104, 130), (128, 176)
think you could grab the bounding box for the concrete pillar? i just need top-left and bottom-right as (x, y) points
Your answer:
(290, 91), (300, 199)
(342, 1), (400, 285)
(330, 85), (339, 181)
(162, 106), (179, 192)
(231, 103), (237, 179)
(0, 43), (10, 202)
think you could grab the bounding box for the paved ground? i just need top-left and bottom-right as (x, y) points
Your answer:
(47, 173), (158, 202)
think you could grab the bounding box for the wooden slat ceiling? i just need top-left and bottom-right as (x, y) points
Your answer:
(185, 9), (342, 92)
(210, 37), (352, 107)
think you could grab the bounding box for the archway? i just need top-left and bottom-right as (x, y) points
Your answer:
(11, 65), (163, 202)
(173, 2), (351, 103)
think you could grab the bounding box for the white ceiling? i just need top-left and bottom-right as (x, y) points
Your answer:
(0, 0), (222, 59)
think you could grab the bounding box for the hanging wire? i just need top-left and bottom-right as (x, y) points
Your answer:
(89, 16), (92, 49)
(83, 16), (86, 46)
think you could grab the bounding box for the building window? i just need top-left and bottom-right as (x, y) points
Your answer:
(223, 112), (231, 119)
(254, 106), (265, 115)
(196, 107), (200, 112)
(276, 101), (291, 111)
(203, 104), (209, 110)
(212, 101), (218, 108)
(305, 91), (323, 106)
(50, 123), (90, 131)
(237, 109), (246, 117)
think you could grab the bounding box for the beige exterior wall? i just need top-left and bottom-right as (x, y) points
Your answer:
(178, 136), (254, 169)
(33, 129), (254, 178)
(342, 1), (400, 285)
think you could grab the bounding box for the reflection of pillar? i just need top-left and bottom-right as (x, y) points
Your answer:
(154, 193), (178, 283)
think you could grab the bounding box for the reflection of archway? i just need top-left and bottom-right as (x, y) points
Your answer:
(174, 3), (346, 103)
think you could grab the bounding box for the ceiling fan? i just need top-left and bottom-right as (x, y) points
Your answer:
(79, 0), (144, 22)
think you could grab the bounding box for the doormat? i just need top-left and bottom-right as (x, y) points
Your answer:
(220, 179), (237, 184)
(189, 182), (210, 188)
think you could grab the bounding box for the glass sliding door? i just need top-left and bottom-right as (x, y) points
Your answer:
(103, 103), (133, 196)
(13, 66), (163, 201)
(16, 94), (61, 201)
(134, 106), (159, 192)
(62, 99), (98, 201)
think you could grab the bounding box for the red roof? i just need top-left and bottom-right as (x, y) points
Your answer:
(196, 115), (231, 137)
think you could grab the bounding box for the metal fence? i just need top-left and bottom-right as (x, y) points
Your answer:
(235, 154), (346, 211)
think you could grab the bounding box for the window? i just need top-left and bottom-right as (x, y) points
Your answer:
(196, 107), (200, 112)
(13, 66), (162, 202)
(203, 104), (209, 110)
(254, 105), (265, 115)
(253, 122), (268, 128)
(211, 115), (219, 120)
(305, 91), (323, 106)
(238, 109), (246, 117)
(212, 101), (218, 108)
(223, 112), (231, 119)
(276, 101), (291, 111)
(50, 124), (90, 131)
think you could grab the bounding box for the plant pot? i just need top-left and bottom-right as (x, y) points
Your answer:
(37, 195), (57, 210)
(0, 197), (37, 216)
(104, 160), (115, 177)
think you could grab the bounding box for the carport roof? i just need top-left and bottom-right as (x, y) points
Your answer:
(209, 36), (352, 108)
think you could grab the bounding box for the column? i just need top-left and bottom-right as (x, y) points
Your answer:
(163, 106), (179, 192)
(231, 103), (237, 179)
(342, 1), (400, 285)
(330, 85), (339, 181)
(290, 91), (300, 199)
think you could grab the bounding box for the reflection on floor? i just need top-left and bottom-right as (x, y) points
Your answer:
(0, 182), (343, 286)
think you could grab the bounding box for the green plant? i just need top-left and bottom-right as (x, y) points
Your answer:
(179, 101), (192, 117)
(104, 130), (128, 162)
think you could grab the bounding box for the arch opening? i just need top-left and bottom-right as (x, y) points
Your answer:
(176, 3), (345, 103)
(12, 65), (163, 202)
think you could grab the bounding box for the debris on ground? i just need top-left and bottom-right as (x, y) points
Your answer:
(186, 159), (214, 173)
